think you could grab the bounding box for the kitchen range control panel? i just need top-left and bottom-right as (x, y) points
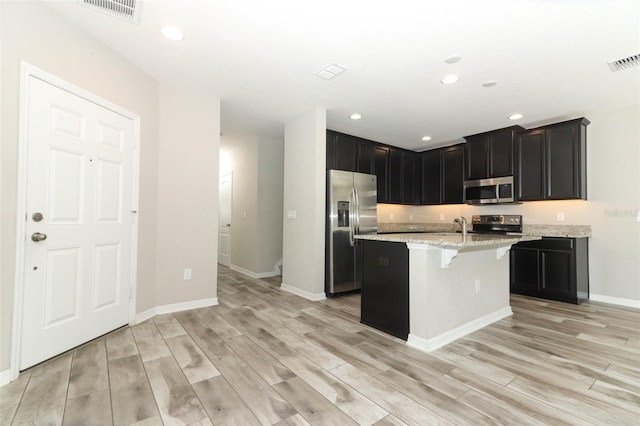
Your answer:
(472, 215), (522, 233)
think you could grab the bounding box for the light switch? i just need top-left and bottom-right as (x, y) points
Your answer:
(287, 210), (297, 219)
(439, 213), (445, 221)
(557, 212), (565, 222)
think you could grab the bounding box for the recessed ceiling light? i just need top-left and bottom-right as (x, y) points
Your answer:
(509, 113), (524, 120)
(161, 26), (184, 41)
(482, 80), (498, 88)
(444, 55), (462, 64)
(441, 74), (460, 85)
(350, 113), (362, 120)
(421, 136), (432, 141)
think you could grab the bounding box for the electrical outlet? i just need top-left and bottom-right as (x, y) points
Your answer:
(409, 214), (414, 221)
(475, 279), (480, 293)
(557, 212), (565, 222)
(439, 213), (445, 221)
(390, 213), (394, 221)
(183, 268), (192, 280)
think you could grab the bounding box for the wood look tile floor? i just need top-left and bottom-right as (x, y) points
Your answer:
(2, 266), (639, 425)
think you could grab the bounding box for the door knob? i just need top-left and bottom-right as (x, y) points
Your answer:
(31, 232), (47, 242)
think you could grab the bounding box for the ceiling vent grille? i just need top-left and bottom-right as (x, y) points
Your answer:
(80, 0), (141, 24)
(608, 54), (640, 72)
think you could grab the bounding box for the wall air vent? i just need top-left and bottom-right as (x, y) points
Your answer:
(80, 0), (141, 24)
(608, 54), (640, 72)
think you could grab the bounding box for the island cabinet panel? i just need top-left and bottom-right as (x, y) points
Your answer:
(360, 240), (409, 340)
(510, 237), (589, 304)
(516, 118), (589, 201)
(464, 126), (522, 180)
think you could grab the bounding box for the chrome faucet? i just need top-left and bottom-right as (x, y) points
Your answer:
(453, 217), (467, 239)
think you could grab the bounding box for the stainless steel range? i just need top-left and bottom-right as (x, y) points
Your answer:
(471, 214), (522, 234)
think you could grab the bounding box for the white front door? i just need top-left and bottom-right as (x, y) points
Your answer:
(218, 173), (232, 266)
(20, 75), (135, 370)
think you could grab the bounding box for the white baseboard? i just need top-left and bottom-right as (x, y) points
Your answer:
(280, 283), (326, 301)
(407, 306), (513, 353)
(133, 298), (219, 324)
(589, 294), (640, 309)
(230, 264), (280, 279)
(0, 368), (17, 387)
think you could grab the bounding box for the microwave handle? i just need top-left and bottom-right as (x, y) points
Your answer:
(496, 184), (501, 203)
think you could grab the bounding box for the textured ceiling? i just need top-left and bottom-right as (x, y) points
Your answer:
(44, 0), (639, 150)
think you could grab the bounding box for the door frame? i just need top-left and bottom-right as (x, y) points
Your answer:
(10, 62), (141, 380)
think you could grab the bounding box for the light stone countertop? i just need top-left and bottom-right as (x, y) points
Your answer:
(377, 222), (592, 238)
(357, 232), (541, 249)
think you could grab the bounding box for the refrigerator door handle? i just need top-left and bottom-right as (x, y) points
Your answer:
(354, 186), (360, 237)
(349, 188), (356, 247)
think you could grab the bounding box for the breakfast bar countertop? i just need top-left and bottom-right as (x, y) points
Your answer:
(377, 222), (592, 238)
(357, 232), (541, 249)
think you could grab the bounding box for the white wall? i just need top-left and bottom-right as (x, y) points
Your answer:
(224, 133), (284, 276)
(155, 85), (220, 307)
(379, 104), (640, 302)
(282, 108), (326, 299)
(257, 139), (285, 274)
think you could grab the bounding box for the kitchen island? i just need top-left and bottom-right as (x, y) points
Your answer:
(357, 232), (540, 352)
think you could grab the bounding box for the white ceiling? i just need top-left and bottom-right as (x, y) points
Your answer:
(44, 0), (639, 150)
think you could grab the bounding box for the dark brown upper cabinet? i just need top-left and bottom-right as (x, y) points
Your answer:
(419, 144), (465, 205)
(327, 130), (415, 204)
(516, 118), (589, 201)
(374, 146), (389, 203)
(464, 126), (523, 180)
(387, 148), (403, 204)
(441, 145), (465, 204)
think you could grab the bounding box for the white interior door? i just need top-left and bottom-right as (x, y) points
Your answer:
(20, 76), (135, 370)
(218, 173), (232, 266)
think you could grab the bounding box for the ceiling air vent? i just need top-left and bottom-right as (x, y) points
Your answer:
(80, 0), (141, 24)
(608, 54), (640, 72)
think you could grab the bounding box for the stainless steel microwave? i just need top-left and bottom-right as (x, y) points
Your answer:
(464, 176), (516, 204)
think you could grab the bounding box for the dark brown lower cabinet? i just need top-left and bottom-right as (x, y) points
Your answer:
(360, 240), (409, 340)
(510, 237), (589, 304)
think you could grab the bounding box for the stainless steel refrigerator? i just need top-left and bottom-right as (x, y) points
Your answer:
(326, 170), (377, 296)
